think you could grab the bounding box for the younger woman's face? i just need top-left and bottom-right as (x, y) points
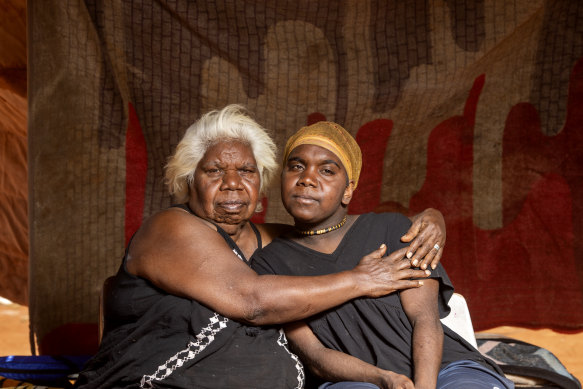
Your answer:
(281, 144), (353, 225)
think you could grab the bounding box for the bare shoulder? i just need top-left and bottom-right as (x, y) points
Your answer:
(127, 207), (217, 272)
(135, 208), (197, 240)
(125, 207), (260, 305)
(255, 222), (293, 246)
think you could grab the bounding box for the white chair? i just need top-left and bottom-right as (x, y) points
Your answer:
(440, 292), (478, 348)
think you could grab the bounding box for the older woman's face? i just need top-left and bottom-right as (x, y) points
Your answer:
(189, 140), (260, 231)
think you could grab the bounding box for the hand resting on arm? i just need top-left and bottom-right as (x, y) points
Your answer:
(403, 208), (446, 270)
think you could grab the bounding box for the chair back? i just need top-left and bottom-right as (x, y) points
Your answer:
(440, 292), (478, 348)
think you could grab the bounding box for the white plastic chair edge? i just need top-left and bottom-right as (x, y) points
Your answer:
(440, 292), (478, 349)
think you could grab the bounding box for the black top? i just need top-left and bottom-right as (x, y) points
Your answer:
(75, 204), (304, 389)
(252, 212), (502, 378)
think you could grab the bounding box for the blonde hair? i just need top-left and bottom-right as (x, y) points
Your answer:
(165, 105), (278, 203)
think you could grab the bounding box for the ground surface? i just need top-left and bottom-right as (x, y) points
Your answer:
(0, 301), (581, 383)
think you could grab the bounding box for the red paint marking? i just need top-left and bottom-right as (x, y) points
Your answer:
(251, 196), (268, 224)
(125, 103), (148, 245)
(349, 119), (393, 214)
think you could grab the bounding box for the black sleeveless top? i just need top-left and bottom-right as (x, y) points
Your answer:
(75, 205), (304, 388)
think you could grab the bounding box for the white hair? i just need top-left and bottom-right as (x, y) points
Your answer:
(165, 105), (278, 203)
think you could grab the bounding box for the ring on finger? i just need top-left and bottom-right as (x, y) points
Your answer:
(433, 243), (440, 251)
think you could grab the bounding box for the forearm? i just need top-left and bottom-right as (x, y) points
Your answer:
(240, 271), (363, 325)
(303, 346), (388, 385)
(285, 323), (402, 389)
(411, 320), (443, 389)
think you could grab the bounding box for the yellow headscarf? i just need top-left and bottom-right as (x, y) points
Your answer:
(283, 121), (362, 189)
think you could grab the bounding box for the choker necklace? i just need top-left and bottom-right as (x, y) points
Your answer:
(296, 216), (347, 236)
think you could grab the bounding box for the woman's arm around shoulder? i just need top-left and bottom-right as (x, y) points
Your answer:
(126, 208), (431, 326)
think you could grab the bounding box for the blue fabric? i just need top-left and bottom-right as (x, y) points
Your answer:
(0, 355), (91, 386)
(319, 382), (379, 389)
(317, 360), (514, 389)
(437, 360), (515, 389)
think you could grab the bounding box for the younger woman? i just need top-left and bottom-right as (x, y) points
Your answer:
(252, 121), (514, 389)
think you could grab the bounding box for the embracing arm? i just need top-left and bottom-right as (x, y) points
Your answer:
(403, 208), (446, 270)
(126, 208), (430, 326)
(261, 208), (447, 271)
(401, 279), (443, 389)
(285, 322), (414, 389)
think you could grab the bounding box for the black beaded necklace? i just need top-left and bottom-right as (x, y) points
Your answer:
(295, 216), (347, 236)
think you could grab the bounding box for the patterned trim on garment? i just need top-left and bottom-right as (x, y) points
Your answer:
(277, 328), (305, 389)
(140, 313), (230, 388)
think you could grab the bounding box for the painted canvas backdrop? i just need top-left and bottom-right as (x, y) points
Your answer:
(26, 0), (583, 354)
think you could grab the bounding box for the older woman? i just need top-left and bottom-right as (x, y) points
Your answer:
(74, 105), (445, 389)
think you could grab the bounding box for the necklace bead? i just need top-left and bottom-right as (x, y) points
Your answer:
(296, 216), (347, 236)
